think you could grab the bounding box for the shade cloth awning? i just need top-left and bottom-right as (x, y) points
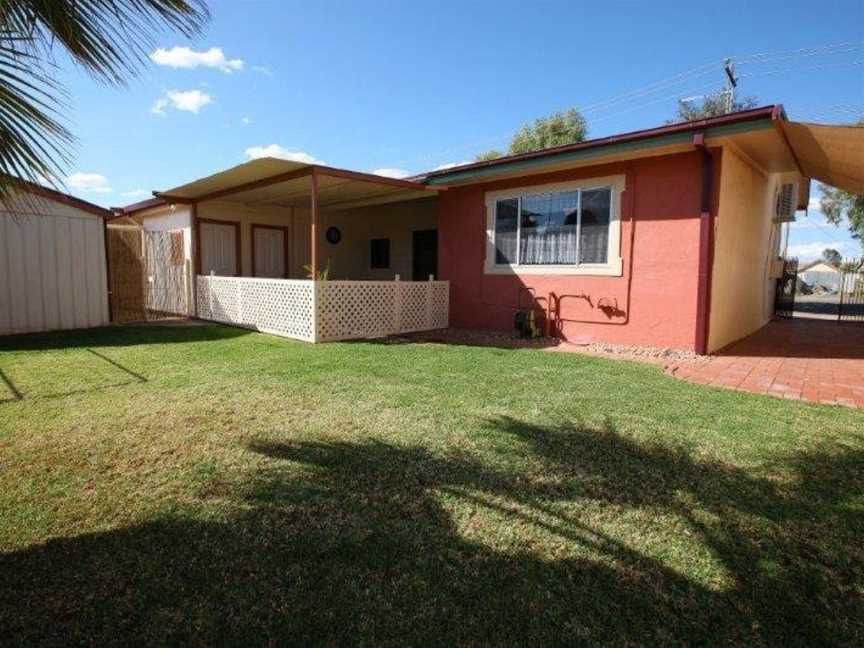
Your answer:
(781, 122), (864, 195)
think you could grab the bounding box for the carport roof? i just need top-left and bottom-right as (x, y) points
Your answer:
(151, 159), (443, 211)
(779, 121), (864, 195)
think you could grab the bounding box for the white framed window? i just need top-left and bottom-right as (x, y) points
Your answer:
(484, 175), (625, 276)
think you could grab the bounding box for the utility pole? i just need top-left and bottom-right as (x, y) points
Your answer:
(723, 58), (738, 113)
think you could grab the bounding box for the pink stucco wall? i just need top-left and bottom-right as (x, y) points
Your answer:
(438, 152), (710, 350)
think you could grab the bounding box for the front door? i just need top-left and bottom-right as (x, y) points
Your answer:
(253, 225), (287, 278)
(199, 221), (238, 276)
(412, 229), (438, 281)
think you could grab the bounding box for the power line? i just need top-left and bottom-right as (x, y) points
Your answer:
(417, 42), (864, 168)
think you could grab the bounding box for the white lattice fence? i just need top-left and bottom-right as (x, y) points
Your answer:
(316, 280), (449, 342)
(195, 276), (448, 343)
(196, 276), (315, 342)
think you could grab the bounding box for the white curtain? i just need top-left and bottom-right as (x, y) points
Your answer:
(519, 192), (579, 265)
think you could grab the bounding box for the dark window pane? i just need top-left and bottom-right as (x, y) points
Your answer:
(494, 198), (518, 264)
(579, 188), (611, 264)
(370, 238), (390, 269)
(519, 191), (579, 265)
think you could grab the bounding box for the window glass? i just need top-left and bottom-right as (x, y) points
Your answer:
(370, 238), (390, 269)
(519, 191), (579, 265)
(579, 188), (611, 264)
(494, 198), (518, 264)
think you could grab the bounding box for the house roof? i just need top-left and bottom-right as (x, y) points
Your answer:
(117, 104), (864, 213)
(5, 178), (112, 218)
(417, 106), (782, 184)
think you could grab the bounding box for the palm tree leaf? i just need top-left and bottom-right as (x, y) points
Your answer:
(0, 0), (209, 198)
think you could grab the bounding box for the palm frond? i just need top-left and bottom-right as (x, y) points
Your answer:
(0, 0), (209, 199)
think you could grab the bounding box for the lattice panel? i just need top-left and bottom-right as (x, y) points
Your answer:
(317, 282), (397, 341)
(316, 280), (449, 342)
(196, 276), (314, 342)
(398, 282), (430, 333)
(429, 282), (450, 330)
(196, 277), (447, 344)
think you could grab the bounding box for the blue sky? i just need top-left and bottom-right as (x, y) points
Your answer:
(57, 0), (863, 260)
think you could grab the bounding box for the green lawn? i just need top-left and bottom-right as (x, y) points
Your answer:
(1, 324), (862, 645)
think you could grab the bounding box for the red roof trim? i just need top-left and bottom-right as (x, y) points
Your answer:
(416, 105), (781, 181)
(6, 178), (112, 218)
(110, 196), (167, 217)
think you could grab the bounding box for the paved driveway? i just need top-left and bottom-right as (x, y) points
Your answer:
(668, 319), (864, 408)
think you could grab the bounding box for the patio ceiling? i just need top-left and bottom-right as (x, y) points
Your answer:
(156, 158), (442, 211)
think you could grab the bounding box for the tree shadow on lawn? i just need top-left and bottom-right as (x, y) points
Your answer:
(1, 418), (861, 645)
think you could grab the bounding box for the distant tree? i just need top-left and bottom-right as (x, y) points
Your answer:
(474, 149), (504, 162)
(473, 108), (588, 162)
(839, 259), (862, 273)
(0, 0), (209, 199)
(671, 90), (758, 123)
(821, 248), (843, 266)
(509, 108), (587, 155)
(818, 120), (864, 249)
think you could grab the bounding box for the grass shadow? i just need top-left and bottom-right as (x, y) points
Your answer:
(0, 368), (22, 402)
(1, 418), (861, 644)
(0, 322), (250, 352)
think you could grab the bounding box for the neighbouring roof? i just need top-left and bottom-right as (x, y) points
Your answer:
(799, 260), (841, 273)
(5, 178), (112, 218)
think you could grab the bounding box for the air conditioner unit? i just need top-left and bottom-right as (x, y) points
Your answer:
(773, 183), (797, 223)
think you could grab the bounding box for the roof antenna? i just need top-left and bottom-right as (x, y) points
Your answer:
(723, 58), (739, 113)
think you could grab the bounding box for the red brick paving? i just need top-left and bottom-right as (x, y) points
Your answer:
(667, 319), (864, 408)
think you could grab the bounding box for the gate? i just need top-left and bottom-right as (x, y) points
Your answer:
(774, 258), (798, 319)
(838, 267), (864, 322)
(107, 226), (191, 323)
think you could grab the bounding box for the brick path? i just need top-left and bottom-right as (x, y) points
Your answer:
(668, 319), (864, 408)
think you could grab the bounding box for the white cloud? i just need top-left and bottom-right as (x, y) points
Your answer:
(433, 160), (471, 171)
(121, 188), (150, 199)
(786, 240), (859, 261)
(807, 196), (822, 211)
(150, 46), (244, 73)
(371, 168), (410, 179)
(241, 116), (251, 125)
(151, 89), (213, 115)
(251, 65), (272, 76)
(66, 172), (112, 194)
(244, 144), (324, 164)
(150, 97), (169, 116)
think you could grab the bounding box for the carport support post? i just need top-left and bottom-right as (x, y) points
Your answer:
(310, 170), (319, 279)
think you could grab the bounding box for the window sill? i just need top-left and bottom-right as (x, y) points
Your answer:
(484, 257), (623, 277)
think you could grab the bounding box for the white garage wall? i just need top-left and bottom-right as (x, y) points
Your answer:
(0, 192), (109, 335)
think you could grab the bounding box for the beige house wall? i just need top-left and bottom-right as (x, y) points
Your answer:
(318, 198), (438, 280)
(708, 147), (797, 352)
(147, 197), (439, 280)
